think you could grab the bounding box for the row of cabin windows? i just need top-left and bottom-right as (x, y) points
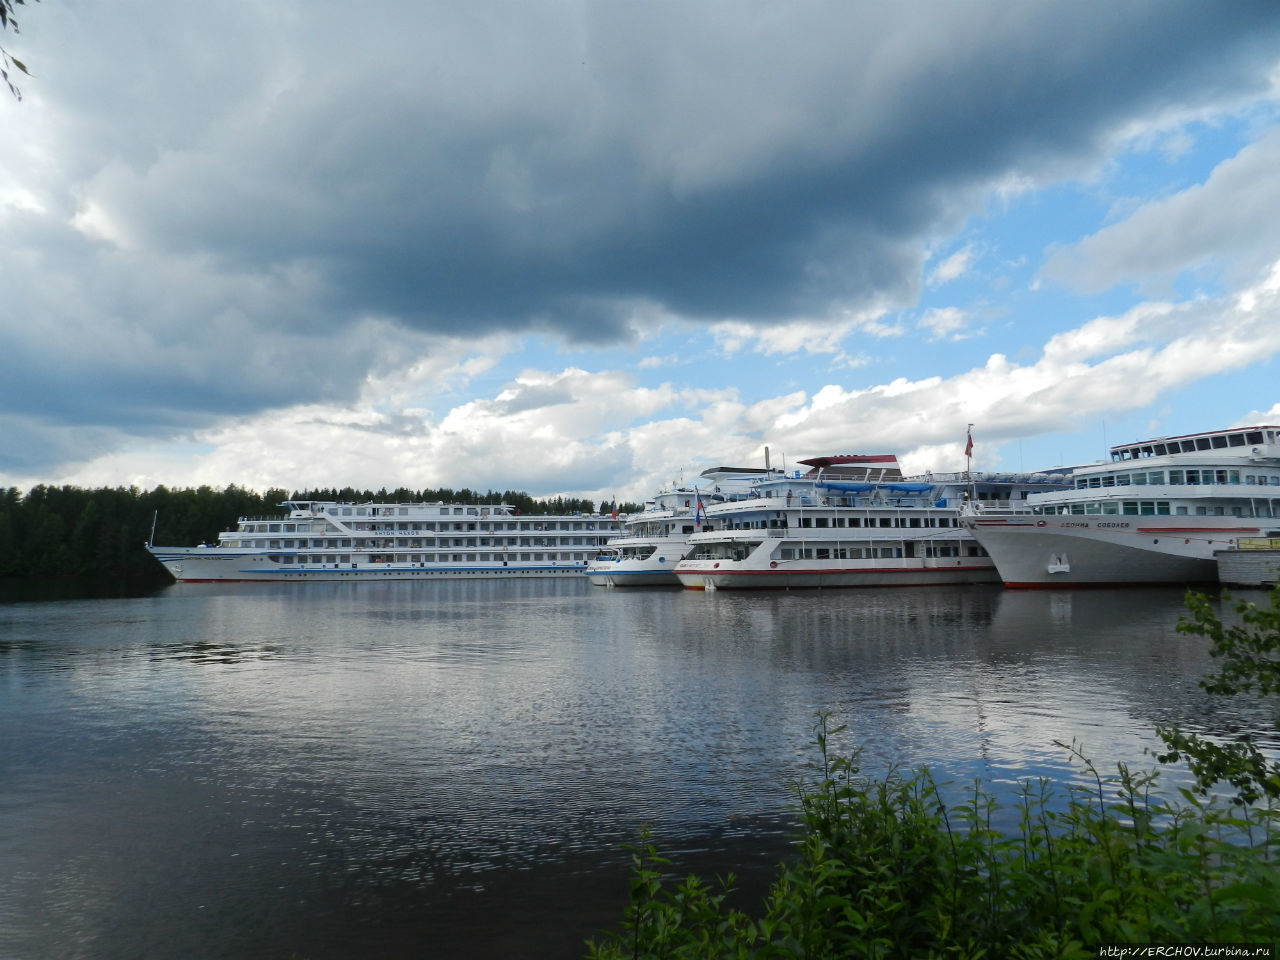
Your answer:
(241, 521), (609, 535)
(322, 506), (513, 518)
(1112, 430), (1273, 460)
(793, 516), (958, 529)
(349, 520), (607, 532)
(226, 536), (608, 549)
(241, 521), (329, 534)
(778, 544), (984, 560)
(1074, 470), (1280, 489)
(272, 552), (591, 565)
(716, 514), (959, 530)
(1036, 501), (1275, 518)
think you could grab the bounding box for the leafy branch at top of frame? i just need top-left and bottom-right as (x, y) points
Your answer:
(1, 0), (36, 101)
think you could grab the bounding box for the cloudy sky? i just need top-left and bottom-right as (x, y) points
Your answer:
(3, 1), (1280, 503)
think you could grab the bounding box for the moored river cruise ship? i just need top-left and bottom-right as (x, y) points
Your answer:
(672, 455), (1067, 590)
(148, 500), (621, 582)
(585, 466), (781, 587)
(961, 425), (1280, 587)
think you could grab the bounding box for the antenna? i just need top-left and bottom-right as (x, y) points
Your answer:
(148, 510), (158, 548)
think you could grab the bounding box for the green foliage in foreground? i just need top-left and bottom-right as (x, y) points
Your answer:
(589, 716), (1280, 959)
(1158, 585), (1280, 805)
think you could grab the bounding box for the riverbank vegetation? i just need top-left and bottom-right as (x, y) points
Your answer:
(0, 483), (639, 588)
(589, 588), (1280, 957)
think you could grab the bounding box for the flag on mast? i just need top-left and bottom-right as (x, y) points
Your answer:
(964, 426), (973, 459)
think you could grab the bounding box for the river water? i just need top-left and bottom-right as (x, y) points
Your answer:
(0, 580), (1272, 959)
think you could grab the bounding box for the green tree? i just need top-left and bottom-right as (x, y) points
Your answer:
(1158, 585), (1280, 804)
(1, 0), (34, 100)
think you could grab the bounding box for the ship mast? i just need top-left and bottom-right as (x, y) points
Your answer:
(965, 424), (974, 502)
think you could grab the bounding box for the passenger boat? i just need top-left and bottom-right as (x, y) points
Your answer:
(147, 500), (621, 582)
(961, 425), (1280, 587)
(585, 466), (781, 587)
(672, 455), (1066, 590)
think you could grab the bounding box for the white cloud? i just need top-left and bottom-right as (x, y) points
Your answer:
(638, 354), (681, 370)
(918, 306), (971, 340)
(33, 253), (1280, 500)
(709, 303), (904, 358)
(926, 244), (976, 287)
(1043, 127), (1280, 294)
(726, 319), (855, 356)
(1236, 401), (1280, 425)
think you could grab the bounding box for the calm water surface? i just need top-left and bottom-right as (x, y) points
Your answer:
(0, 580), (1269, 959)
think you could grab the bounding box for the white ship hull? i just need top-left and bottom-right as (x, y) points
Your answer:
(585, 564), (680, 587)
(963, 515), (1258, 587)
(148, 546), (591, 582)
(584, 535), (686, 586)
(675, 556), (998, 590)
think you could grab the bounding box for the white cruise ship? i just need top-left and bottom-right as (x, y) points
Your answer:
(672, 455), (1066, 590)
(585, 466), (781, 587)
(147, 500), (621, 582)
(961, 425), (1280, 587)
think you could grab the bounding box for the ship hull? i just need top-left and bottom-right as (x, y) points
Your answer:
(148, 547), (590, 582)
(962, 516), (1257, 587)
(674, 559), (998, 590)
(585, 568), (680, 587)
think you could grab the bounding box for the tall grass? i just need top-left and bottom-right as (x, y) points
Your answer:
(587, 715), (1280, 958)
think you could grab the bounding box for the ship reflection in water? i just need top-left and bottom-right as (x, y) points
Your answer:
(0, 579), (1270, 959)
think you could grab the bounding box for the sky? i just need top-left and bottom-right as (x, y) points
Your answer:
(3, 1), (1280, 504)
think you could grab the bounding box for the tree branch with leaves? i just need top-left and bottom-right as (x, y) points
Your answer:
(1, 0), (35, 101)
(1157, 584), (1280, 805)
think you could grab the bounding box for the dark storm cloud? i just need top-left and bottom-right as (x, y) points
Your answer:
(79, 1), (1280, 337)
(4, 0), (1280, 475)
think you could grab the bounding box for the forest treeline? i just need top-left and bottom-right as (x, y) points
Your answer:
(0, 484), (640, 584)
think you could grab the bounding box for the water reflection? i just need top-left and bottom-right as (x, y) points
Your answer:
(0, 580), (1265, 959)
(148, 640), (281, 664)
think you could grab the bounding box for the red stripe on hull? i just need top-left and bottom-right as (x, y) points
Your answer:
(1135, 527), (1260, 534)
(1000, 578), (1217, 590)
